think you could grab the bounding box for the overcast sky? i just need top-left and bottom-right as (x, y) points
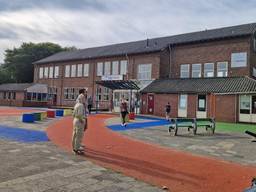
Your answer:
(0, 0), (255, 62)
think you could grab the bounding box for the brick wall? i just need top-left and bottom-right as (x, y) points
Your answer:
(215, 95), (237, 123)
(0, 92), (25, 107)
(187, 95), (197, 118)
(34, 52), (161, 107)
(170, 37), (251, 78)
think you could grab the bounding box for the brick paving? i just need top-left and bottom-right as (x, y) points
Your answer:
(0, 115), (162, 192)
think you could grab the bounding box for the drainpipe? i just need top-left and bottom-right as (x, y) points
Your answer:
(125, 53), (129, 80)
(168, 44), (173, 78)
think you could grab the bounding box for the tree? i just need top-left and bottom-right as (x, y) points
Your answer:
(3, 42), (76, 83)
(0, 66), (14, 84)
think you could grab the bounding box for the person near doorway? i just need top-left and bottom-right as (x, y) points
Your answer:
(87, 96), (93, 114)
(72, 93), (86, 155)
(165, 102), (171, 121)
(120, 97), (128, 126)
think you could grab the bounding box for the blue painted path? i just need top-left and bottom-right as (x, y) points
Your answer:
(107, 115), (172, 131)
(0, 125), (49, 143)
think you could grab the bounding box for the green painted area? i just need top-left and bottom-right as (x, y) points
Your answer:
(216, 122), (256, 133)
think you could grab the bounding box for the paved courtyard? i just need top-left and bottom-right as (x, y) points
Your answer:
(0, 115), (162, 192)
(106, 116), (256, 166)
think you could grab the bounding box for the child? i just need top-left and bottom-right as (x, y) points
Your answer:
(165, 102), (171, 121)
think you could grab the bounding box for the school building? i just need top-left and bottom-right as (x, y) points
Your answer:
(1, 22), (255, 122)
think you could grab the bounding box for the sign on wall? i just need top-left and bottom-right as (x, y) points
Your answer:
(231, 52), (247, 68)
(101, 75), (123, 81)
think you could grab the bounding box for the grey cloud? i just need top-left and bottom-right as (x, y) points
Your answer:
(0, 0), (108, 12)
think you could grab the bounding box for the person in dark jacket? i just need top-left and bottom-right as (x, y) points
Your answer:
(120, 97), (128, 126)
(165, 102), (171, 121)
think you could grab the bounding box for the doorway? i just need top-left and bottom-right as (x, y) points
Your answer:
(147, 94), (154, 114)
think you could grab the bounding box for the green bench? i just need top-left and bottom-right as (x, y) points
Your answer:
(168, 118), (215, 136)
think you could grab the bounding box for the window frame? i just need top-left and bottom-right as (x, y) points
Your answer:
(39, 67), (44, 79)
(179, 94), (187, 109)
(217, 62), (228, 77)
(54, 66), (59, 78)
(44, 67), (49, 79)
(77, 64), (83, 77)
(49, 66), (54, 78)
(204, 63), (214, 78)
(112, 61), (119, 75)
(120, 60), (127, 75)
(104, 61), (111, 76)
(97, 62), (103, 76)
(65, 65), (71, 78)
(197, 95), (206, 111)
(83, 64), (89, 77)
(180, 64), (190, 78)
(191, 64), (201, 78)
(71, 64), (77, 77)
(137, 64), (152, 80)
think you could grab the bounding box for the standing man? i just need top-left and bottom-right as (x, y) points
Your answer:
(72, 93), (86, 155)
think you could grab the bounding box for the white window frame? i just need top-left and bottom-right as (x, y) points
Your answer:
(39, 67), (44, 79)
(71, 64), (77, 77)
(204, 63), (214, 78)
(217, 62), (228, 77)
(120, 60), (127, 75)
(179, 94), (187, 109)
(83, 64), (89, 77)
(44, 67), (49, 78)
(65, 65), (70, 78)
(137, 64), (152, 80)
(104, 61), (111, 76)
(192, 64), (201, 78)
(180, 64), (190, 78)
(54, 66), (59, 78)
(77, 64), (83, 77)
(231, 52), (247, 68)
(112, 61), (119, 75)
(49, 66), (53, 78)
(97, 62), (103, 76)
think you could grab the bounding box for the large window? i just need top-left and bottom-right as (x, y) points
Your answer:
(103, 87), (110, 101)
(97, 62), (103, 76)
(240, 95), (250, 114)
(104, 61), (111, 76)
(65, 65), (70, 77)
(252, 96), (256, 114)
(77, 64), (83, 77)
(71, 64), (77, 77)
(192, 64), (201, 78)
(231, 52), (247, 68)
(54, 66), (59, 78)
(217, 62), (228, 77)
(64, 87), (81, 100)
(39, 67), (44, 79)
(83, 64), (89, 77)
(198, 95), (206, 111)
(112, 61), (119, 75)
(49, 66), (53, 78)
(180, 64), (190, 78)
(204, 63), (214, 77)
(137, 64), (152, 80)
(44, 67), (49, 78)
(179, 94), (187, 109)
(120, 60), (127, 75)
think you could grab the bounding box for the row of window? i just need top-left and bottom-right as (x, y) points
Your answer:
(96, 87), (110, 101)
(65, 64), (89, 78)
(179, 94), (206, 111)
(97, 60), (127, 76)
(39, 66), (59, 79)
(180, 62), (228, 78)
(1, 92), (16, 100)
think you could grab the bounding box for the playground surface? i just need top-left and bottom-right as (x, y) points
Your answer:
(0, 107), (256, 192)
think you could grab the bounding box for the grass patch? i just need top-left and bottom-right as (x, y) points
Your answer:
(216, 122), (256, 133)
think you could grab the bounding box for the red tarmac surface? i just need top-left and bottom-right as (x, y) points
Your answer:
(0, 107), (37, 116)
(47, 114), (256, 192)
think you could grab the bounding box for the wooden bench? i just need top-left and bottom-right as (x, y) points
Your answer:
(168, 118), (215, 136)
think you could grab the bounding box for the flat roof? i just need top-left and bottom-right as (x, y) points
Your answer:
(34, 23), (256, 64)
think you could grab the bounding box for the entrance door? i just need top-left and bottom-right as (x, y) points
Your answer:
(178, 94), (187, 117)
(196, 95), (207, 118)
(147, 94), (154, 114)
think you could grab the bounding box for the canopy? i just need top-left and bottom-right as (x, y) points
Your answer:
(95, 80), (140, 90)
